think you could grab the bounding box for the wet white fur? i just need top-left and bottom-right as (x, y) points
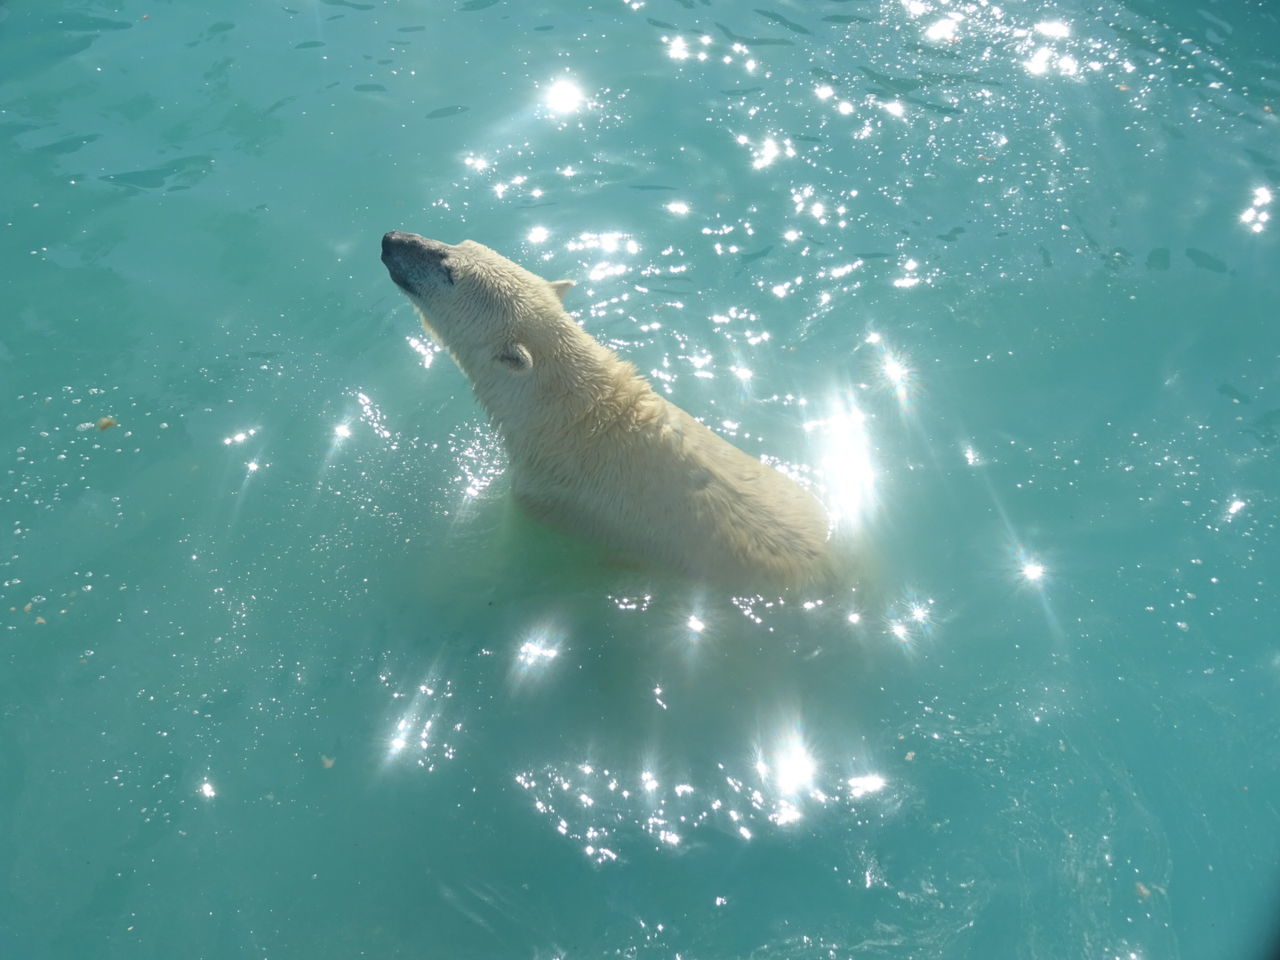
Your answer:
(387, 236), (832, 588)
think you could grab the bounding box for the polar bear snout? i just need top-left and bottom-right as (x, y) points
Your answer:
(381, 231), (454, 293)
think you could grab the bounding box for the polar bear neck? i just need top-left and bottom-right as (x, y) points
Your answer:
(474, 321), (663, 464)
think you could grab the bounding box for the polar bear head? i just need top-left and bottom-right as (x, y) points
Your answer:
(381, 231), (627, 436)
(381, 232), (574, 367)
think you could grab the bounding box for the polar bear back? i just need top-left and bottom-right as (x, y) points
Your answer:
(510, 388), (832, 587)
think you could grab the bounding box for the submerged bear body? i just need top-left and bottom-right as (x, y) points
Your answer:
(381, 231), (832, 589)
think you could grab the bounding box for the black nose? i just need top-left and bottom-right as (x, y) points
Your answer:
(381, 231), (446, 261)
(382, 231), (414, 259)
(381, 231), (454, 290)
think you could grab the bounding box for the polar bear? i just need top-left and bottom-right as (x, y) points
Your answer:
(381, 231), (833, 589)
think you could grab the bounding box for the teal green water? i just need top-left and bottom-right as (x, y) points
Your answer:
(3, 1), (1278, 957)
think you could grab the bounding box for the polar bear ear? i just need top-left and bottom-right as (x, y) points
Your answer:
(549, 279), (574, 302)
(497, 343), (534, 373)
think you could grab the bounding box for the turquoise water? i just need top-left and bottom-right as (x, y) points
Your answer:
(3, 1), (1278, 957)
